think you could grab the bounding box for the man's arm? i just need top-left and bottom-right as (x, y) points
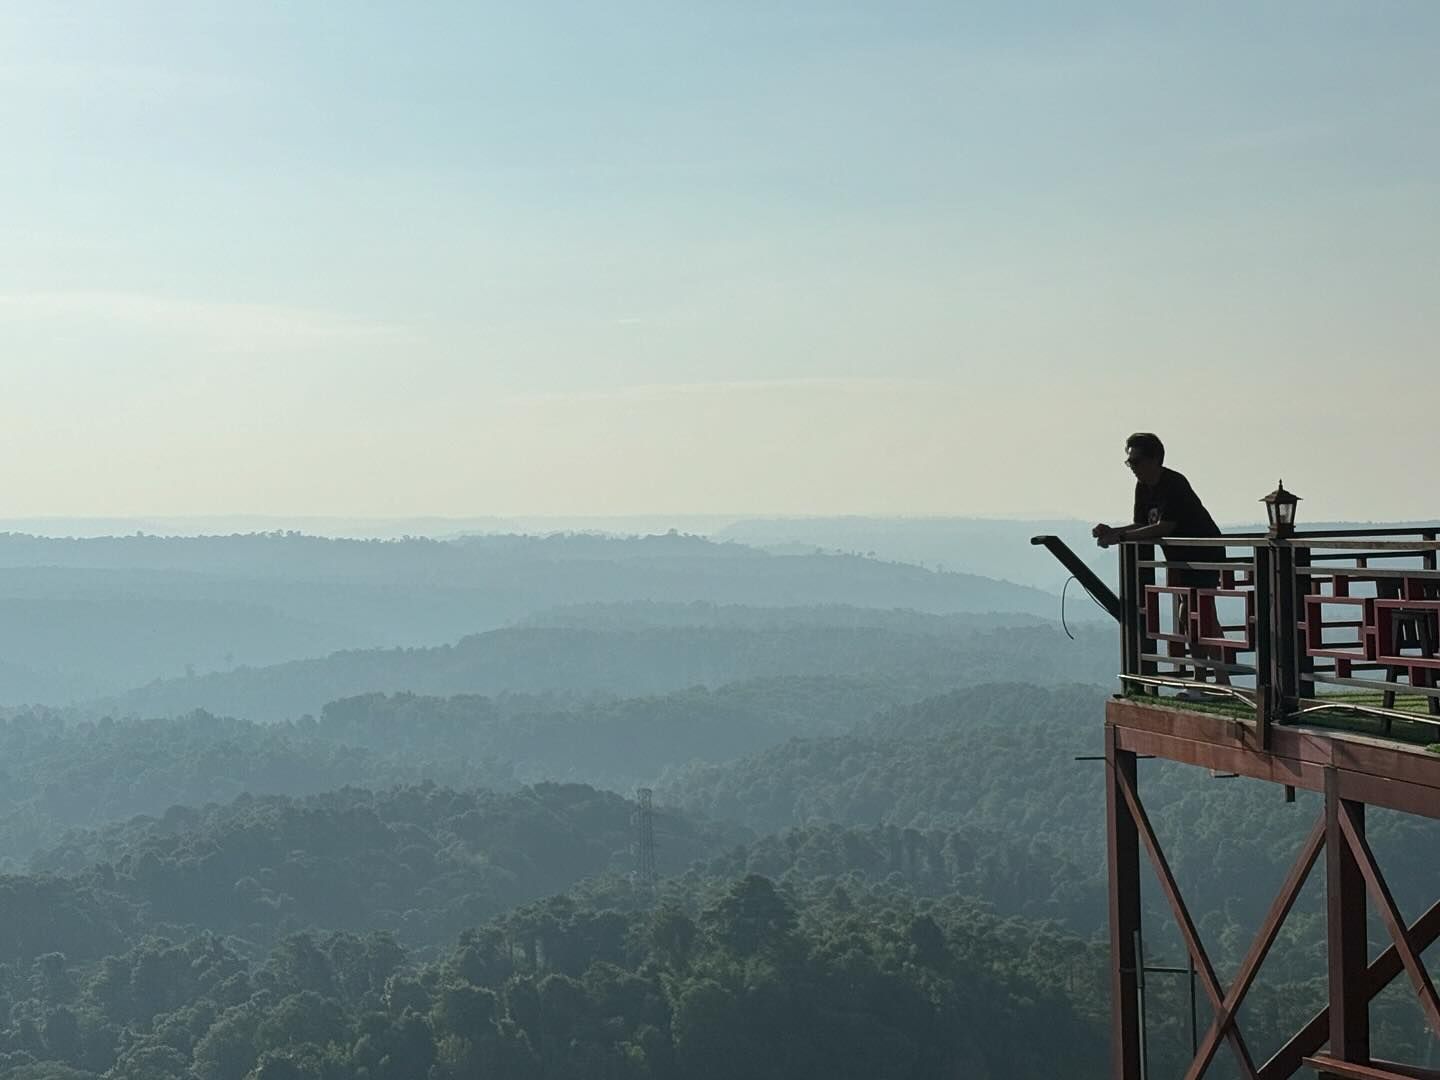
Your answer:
(1095, 520), (1177, 547)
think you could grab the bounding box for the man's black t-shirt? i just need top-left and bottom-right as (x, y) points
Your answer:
(1134, 468), (1225, 583)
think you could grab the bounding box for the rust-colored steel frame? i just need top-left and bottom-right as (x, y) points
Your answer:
(1106, 699), (1440, 1080)
(1107, 699), (1440, 821)
(1302, 1057), (1440, 1079)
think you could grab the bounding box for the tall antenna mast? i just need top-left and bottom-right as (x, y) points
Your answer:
(632, 787), (657, 899)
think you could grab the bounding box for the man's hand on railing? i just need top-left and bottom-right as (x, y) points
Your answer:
(1094, 521), (1176, 547)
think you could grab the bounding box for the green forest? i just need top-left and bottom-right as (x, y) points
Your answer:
(0, 534), (1435, 1078)
(11, 2), (1436, 1074)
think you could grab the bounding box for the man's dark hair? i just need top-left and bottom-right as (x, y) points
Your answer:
(1126, 432), (1165, 465)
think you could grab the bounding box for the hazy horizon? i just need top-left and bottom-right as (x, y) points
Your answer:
(0, 510), (1244, 540)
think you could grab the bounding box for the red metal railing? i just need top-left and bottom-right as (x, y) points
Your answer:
(1106, 528), (1440, 740)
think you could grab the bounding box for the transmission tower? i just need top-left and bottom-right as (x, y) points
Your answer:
(632, 787), (657, 897)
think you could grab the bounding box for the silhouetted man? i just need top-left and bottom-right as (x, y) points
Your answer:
(1093, 432), (1229, 689)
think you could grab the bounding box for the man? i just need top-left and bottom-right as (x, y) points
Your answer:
(1093, 432), (1229, 689)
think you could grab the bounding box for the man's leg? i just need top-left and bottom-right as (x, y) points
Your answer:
(1180, 590), (1229, 688)
(1169, 592), (1192, 678)
(1198, 593), (1231, 686)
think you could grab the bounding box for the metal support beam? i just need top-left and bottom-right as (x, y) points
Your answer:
(1116, 763), (1259, 1078)
(1327, 768), (1370, 1066)
(1030, 535), (1123, 622)
(1106, 728), (1142, 1080)
(1183, 813), (1325, 1080)
(1337, 802), (1440, 1037)
(1304, 1055), (1440, 1080)
(1260, 898), (1440, 1078)
(1107, 698), (1440, 822)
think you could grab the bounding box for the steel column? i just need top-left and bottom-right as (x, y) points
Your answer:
(1137, 543), (1158, 681)
(1295, 544), (1315, 701)
(1255, 543), (1275, 744)
(1107, 727), (1142, 1080)
(1120, 544), (1140, 681)
(1274, 540), (1301, 714)
(1327, 767), (1371, 1065)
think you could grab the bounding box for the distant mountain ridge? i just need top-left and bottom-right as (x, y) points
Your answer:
(516, 600), (1051, 632)
(89, 620), (1115, 724)
(715, 516), (1110, 590)
(0, 533), (1068, 705)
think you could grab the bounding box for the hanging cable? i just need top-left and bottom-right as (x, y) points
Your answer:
(1060, 573), (1112, 640)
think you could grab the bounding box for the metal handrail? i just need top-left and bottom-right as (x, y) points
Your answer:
(1119, 673), (1258, 706)
(1036, 527), (1440, 735)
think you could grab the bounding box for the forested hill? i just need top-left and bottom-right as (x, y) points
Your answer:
(661, 682), (1113, 845)
(10, 678), (1439, 1074)
(0, 872), (1108, 1080)
(1, 674), (895, 866)
(0, 533), (1070, 705)
(4, 677), (1110, 865)
(9, 784), (732, 955)
(0, 710), (510, 866)
(10, 782), (1104, 960)
(661, 683), (1440, 949)
(89, 622), (1115, 724)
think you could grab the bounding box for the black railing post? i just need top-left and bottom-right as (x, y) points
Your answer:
(1254, 544), (1274, 746)
(1119, 543), (1140, 684)
(1272, 538), (1307, 743)
(1422, 532), (1438, 719)
(1295, 543), (1314, 702)
(1136, 543), (1157, 684)
(1272, 539), (1300, 720)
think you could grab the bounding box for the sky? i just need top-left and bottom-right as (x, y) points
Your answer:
(2, 2), (1437, 525)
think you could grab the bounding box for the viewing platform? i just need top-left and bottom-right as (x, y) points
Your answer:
(1104, 520), (1440, 817)
(1037, 516), (1440, 1080)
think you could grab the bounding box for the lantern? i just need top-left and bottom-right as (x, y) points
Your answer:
(1262, 481), (1300, 538)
